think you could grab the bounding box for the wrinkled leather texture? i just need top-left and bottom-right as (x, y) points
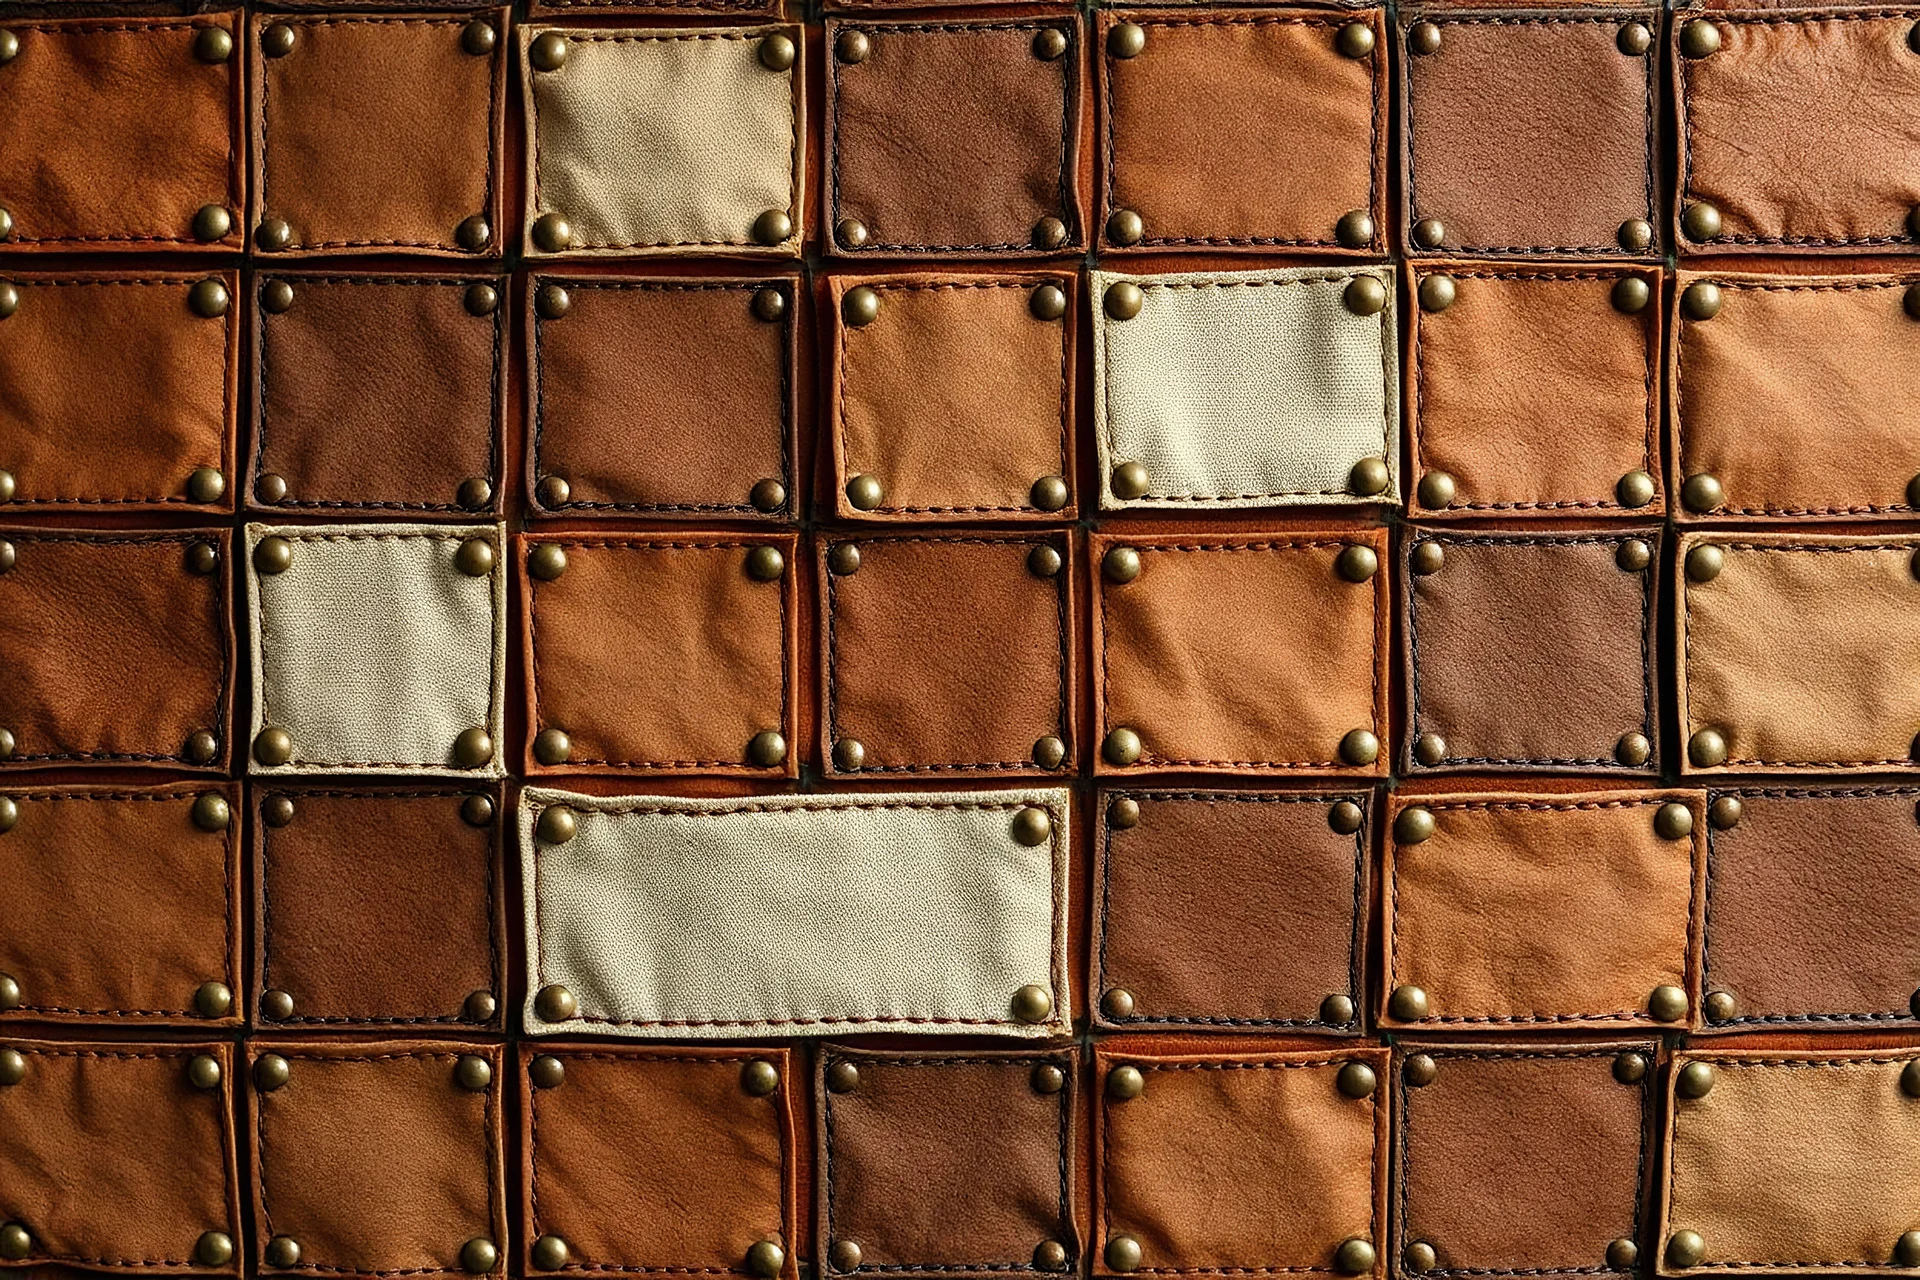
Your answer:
(0, 272), (236, 512)
(255, 787), (502, 1029)
(1410, 264), (1660, 514)
(253, 274), (501, 514)
(1405, 528), (1658, 772)
(0, 785), (238, 1027)
(249, 1041), (506, 1277)
(1679, 532), (1920, 772)
(1402, 10), (1658, 256)
(828, 273), (1074, 520)
(820, 535), (1071, 775)
(1383, 790), (1701, 1029)
(1674, 272), (1920, 517)
(0, 1040), (241, 1273)
(827, 19), (1082, 255)
(252, 13), (505, 255)
(529, 277), (794, 516)
(0, 530), (232, 769)
(1093, 790), (1367, 1030)
(1100, 10), (1384, 251)
(0, 18), (241, 251)
(524, 537), (795, 775)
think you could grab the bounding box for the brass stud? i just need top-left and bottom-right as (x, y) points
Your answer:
(453, 727), (494, 769)
(1337, 1061), (1377, 1098)
(1678, 19), (1722, 58)
(1336, 544), (1379, 583)
(0, 974), (17, 1011)
(1011, 984), (1054, 1023)
(1403, 1242), (1436, 1274)
(186, 204), (232, 244)
(1405, 1053), (1438, 1087)
(1616, 731), (1652, 766)
(833, 217), (867, 249)
(535, 984), (578, 1023)
(748, 731), (788, 769)
(456, 537), (495, 577)
(758, 33), (796, 71)
(1666, 1232), (1706, 1270)
(1102, 988), (1136, 1018)
(1414, 734), (1447, 767)
(1012, 807), (1052, 847)
(185, 542), (219, 576)
(1339, 729), (1380, 766)
(1703, 990), (1735, 1023)
(1030, 287), (1069, 325)
(1682, 203), (1723, 242)
(0, 1225), (27, 1261)
(836, 29), (871, 63)
(256, 216), (293, 252)
(1395, 806), (1436, 843)
(1709, 795), (1741, 829)
(189, 278), (230, 319)
(461, 283), (499, 317)
(1411, 541), (1444, 575)
(529, 726), (569, 764)
(262, 795), (296, 828)
(1689, 728), (1729, 767)
(537, 806), (578, 845)
(1034, 1241), (1069, 1272)
(449, 476), (491, 510)
(1910, 288), (1920, 323)
(1032, 1063), (1066, 1095)
(1412, 217), (1446, 248)
(260, 989), (294, 1021)
(1649, 984), (1689, 1022)
(191, 792), (231, 832)
(254, 727), (294, 766)
(1349, 455), (1391, 496)
(1389, 984), (1430, 1020)
(1336, 209), (1376, 248)
(746, 1241), (785, 1278)
(0, 729), (13, 760)
(1893, 1235), (1920, 1268)
(1030, 475), (1070, 513)
(1911, 206), (1920, 240)
(833, 738), (866, 771)
(1110, 460), (1150, 500)
(253, 535), (293, 576)
(1682, 473), (1725, 513)
(0, 31), (17, 64)
(0, 796), (14, 834)
(196, 1232), (234, 1267)
(529, 543), (569, 581)
(531, 1236), (570, 1272)
(1676, 1061), (1715, 1099)
(529, 31), (568, 71)
(750, 477), (788, 512)
(1417, 470), (1456, 508)
(1322, 993), (1357, 1024)
(535, 284), (571, 321)
(846, 474), (884, 510)
(1408, 21), (1442, 54)
(536, 475), (572, 508)
(1106, 1237), (1143, 1273)
(187, 1054), (223, 1092)
(830, 1241), (863, 1273)
(1033, 216), (1069, 250)
(1109, 797), (1140, 829)
(0, 1049), (23, 1086)
(1104, 282), (1144, 321)
(746, 545), (786, 582)
(1107, 209), (1144, 246)
(843, 285), (881, 326)
(1337, 21), (1376, 57)
(262, 22), (297, 56)
(461, 1239), (498, 1275)
(532, 212), (573, 253)
(1343, 275), (1388, 316)
(0, 288), (13, 323)
(1685, 544), (1724, 583)
(1103, 727), (1143, 766)
(1655, 803), (1694, 841)
(186, 466), (227, 504)
(1335, 1239), (1376, 1275)
(1032, 28), (1068, 61)
(1618, 218), (1655, 253)
(455, 214), (492, 251)
(1612, 1052), (1648, 1085)
(1611, 277), (1651, 315)
(463, 989), (497, 1021)
(529, 1055), (565, 1089)
(1109, 22), (1147, 58)
(1902, 1060), (1920, 1097)
(1617, 21), (1652, 54)
(828, 544), (861, 576)
(1418, 274), (1456, 312)
(1328, 802), (1363, 836)
(1616, 470), (1655, 508)
(456, 1055), (492, 1091)
(254, 1053), (291, 1091)
(1107, 1065), (1145, 1100)
(1032, 733), (1066, 767)
(1103, 546), (1142, 584)
(827, 1060), (860, 1093)
(741, 1059), (780, 1097)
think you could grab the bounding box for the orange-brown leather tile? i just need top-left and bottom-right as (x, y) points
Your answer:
(248, 1041), (507, 1278)
(1408, 263), (1661, 516)
(0, 272), (237, 513)
(251, 273), (502, 515)
(249, 12), (505, 256)
(0, 784), (239, 1027)
(1400, 9), (1659, 258)
(1395, 1044), (1655, 1277)
(522, 1046), (797, 1276)
(818, 533), (1073, 777)
(1676, 11), (1920, 255)
(253, 786), (503, 1031)
(826, 272), (1075, 522)
(522, 535), (798, 777)
(0, 16), (243, 252)
(1701, 786), (1920, 1031)
(1091, 531), (1388, 777)
(1382, 789), (1704, 1032)
(1092, 789), (1368, 1033)
(528, 276), (796, 519)
(1678, 531), (1920, 774)
(1673, 270), (1920, 519)
(1098, 10), (1386, 254)
(825, 18), (1084, 257)
(0, 1040), (242, 1274)
(817, 1045), (1079, 1278)
(1094, 1043), (1389, 1277)
(0, 529), (232, 771)
(1403, 528), (1658, 774)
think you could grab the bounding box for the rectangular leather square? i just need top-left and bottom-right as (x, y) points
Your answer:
(818, 1045), (1079, 1278)
(1400, 8), (1660, 258)
(0, 16), (243, 252)
(1659, 1047), (1920, 1274)
(522, 535), (797, 776)
(0, 528), (233, 771)
(253, 785), (504, 1030)
(1, 783), (239, 1027)
(247, 1041), (507, 1278)
(1091, 531), (1390, 777)
(1408, 263), (1661, 517)
(1097, 10), (1387, 254)
(826, 272), (1076, 522)
(1677, 10), (1920, 254)
(1673, 270), (1920, 519)
(1094, 1043), (1389, 1277)
(1678, 531), (1920, 773)
(1701, 786), (1920, 1030)
(1394, 1043), (1656, 1278)
(0, 1040), (242, 1274)
(0, 271), (238, 513)
(1382, 789), (1704, 1032)
(818, 533), (1073, 777)
(1403, 527), (1659, 774)
(521, 1046), (797, 1277)
(250, 12), (506, 256)
(824, 18), (1085, 257)
(527, 275), (797, 519)
(1092, 789), (1368, 1033)
(251, 273), (503, 515)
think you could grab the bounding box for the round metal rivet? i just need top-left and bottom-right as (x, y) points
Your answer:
(0, 729), (13, 760)
(836, 29), (871, 63)
(0, 209), (11, 242)
(537, 806), (577, 845)
(830, 1240), (863, 1273)
(187, 466), (226, 504)
(750, 477), (788, 512)
(746, 1240), (784, 1278)
(1418, 274), (1456, 312)
(1349, 456), (1390, 497)
(456, 1055), (492, 1091)
(758, 33), (796, 71)
(529, 543), (569, 581)
(1110, 461), (1150, 500)
(1612, 1052), (1648, 1085)
(0, 288), (14, 323)
(1680, 473), (1725, 515)
(843, 285), (881, 326)
(463, 283), (498, 317)
(1033, 216), (1069, 250)
(834, 738), (867, 771)
(1411, 541), (1444, 575)
(530, 1055), (565, 1089)
(1335, 1239), (1376, 1275)
(456, 537), (495, 577)
(751, 289), (787, 325)
(263, 796), (296, 827)
(1031, 1063), (1066, 1095)
(464, 989), (497, 1022)
(0, 1049), (24, 1087)
(1408, 20), (1442, 54)
(827, 1060), (860, 1093)
(256, 283), (294, 321)
(1389, 984), (1430, 1021)
(536, 475), (572, 509)
(185, 543), (219, 575)
(0, 30), (18, 64)
(1106, 1236), (1143, 1273)
(846, 474), (884, 511)
(1619, 218), (1655, 253)
(531, 1236), (570, 1272)
(1394, 805), (1437, 846)
(1911, 206), (1920, 240)
(535, 984), (577, 1023)
(1682, 202), (1724, 242)
(1107, 1065), (1145, 1101)
(1103, 726), (1143, 766)
(0, 973), (18, 1011)
(1337, 21), (1376, 57)
(188, 204), (231, 243)
(1103, 546), (1142, 584)
(196, 1232), (234, 1267)
(1109, 797), (1140, 829)
(748, 730), (788, 769)
(828, 544), (861, 576)
(262, 22), (297, 56)
(532, 212), (573, 253)
(1655, 803), (1695, 841)
(833, 217), (866, 249)
(189, 278), (230, 319)
(1335, 209), (1375, 248)
(1901, 1060), (1920, 1097)
(0, 1225), (28, 1262)
(1337, 1062), (1377, 1099)
(461, 1238), (498, 1274)
(1611, 277), (1651, 315)
(1032, 733), (1066, 767)
(746, 545), (786, 582)
(1343, 275), (1387, 316)
(1012, 807), (1053, 847)
(1339, 728), (1380, 766)
(1616, 21), (1652, 55)
(1703, 990), (1736, 1023)
(1030, 476), (1069, 514)
(1685, 544), (1724, 583)
(1679, 20), (1722, 58)
(1032, 28), (1068, 61)
(455, 214), (491, 252)
(190, 792), (231, 833)
(256, 216), (293, 251)
(1666, 1231), (1707, 1270)
(1336, 544), (1379, 583)
(265, 1236), (301, 1269)
(1104, 282), (1144, 321)
(1417, 470), (1456, 508)
(1102, 988), (1136, 1019)
(1616, 470), (1655, 508)
(0, 796), (14, 834)
(260, 989), (294, 1021)
(1328, 801), (1363, 836)
(1029, 286), (1068, 323)
(253, 535), (293, 576)
(742, 1059), (779, 1097)
(254, 1053), (291, 1091)
(1414, 733), (1447, 767)
(1892, 1234), (1920, 1268)
(1109, 22), (1146, 58)
(1649, 984), (1690, 1022)
(1107, 209), (1144, 246)
(1034, 1241), (1069, 1272)
(1405, 1053), (1438, 1087)
(529, 32), (568, 71)
(453, 727), (493, 769)
(536, 284), (571, 320)
(1689, 728), (1729, 767)
(1404, 1242), (1436, 1274)
(1616, 731), (1653, 766)
(1011, 984), (1053, 1024)
(1676, 1062), (1715, 1099)
(1322, 993), (1357, 1024)
(456, 19), (495, 56)
(254, 727), (294, 766)
(1412, 217), (1446, 248)
(1709, 796), (1742, 829)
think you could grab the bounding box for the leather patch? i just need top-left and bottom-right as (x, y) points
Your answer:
(827, 272), (1076, 521)
(1092, 790), (1368, 1031)
(1403, 527), (1660, 774)
(253, 786), (504, 1030)
(818, 1046), (1078, 1278)
(0, 272), (238, 512)
(252, 274), (504, 515)
(1409, 263), (1662, 515)
(527, 276), (797, 517)
(0, 784), (240, 1026)
(1382, 789), (1704, 1030)
(819, 534), (1072, 776)
(522, 1046), (797, 1276)
(0, 529), (233, 770)
(1401, 9), (1659, 257)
